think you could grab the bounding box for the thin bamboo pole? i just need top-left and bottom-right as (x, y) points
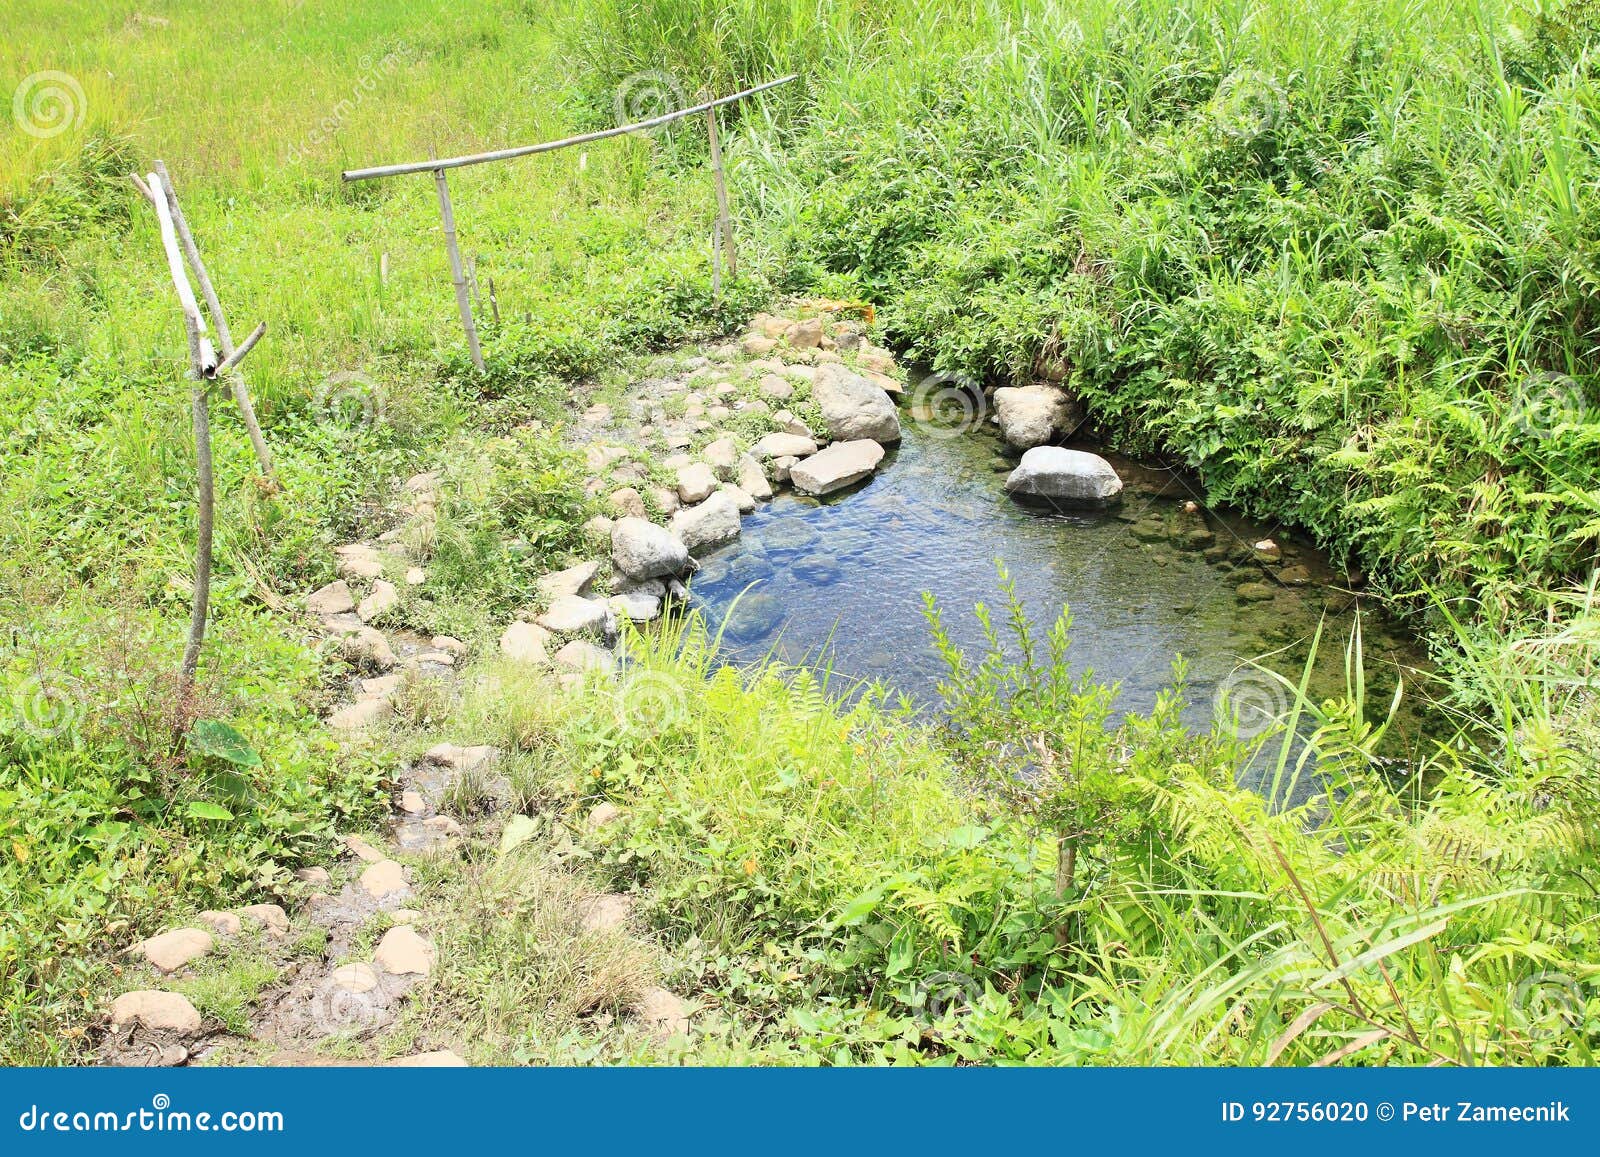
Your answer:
(433, 167), (484, 372)
(341, 75), (797, 182)
(705, 103), (737, 283)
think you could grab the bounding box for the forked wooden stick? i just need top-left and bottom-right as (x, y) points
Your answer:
(154, 161), (277, 482)
(144, 169), (215, 701)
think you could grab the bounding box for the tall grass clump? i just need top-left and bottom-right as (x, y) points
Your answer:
(460, 597), (1598, 1065)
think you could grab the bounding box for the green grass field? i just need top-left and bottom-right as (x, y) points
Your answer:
(2, 0), (1598, 1065)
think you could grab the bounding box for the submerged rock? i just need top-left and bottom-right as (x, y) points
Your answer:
(758, 519), (820, 555)
(722, 592), (785, 643)
(1003, 447), (1123, 508)
(791, 555), (841, 585)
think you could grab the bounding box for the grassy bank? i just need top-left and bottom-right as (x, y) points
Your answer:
(2, 0), (1598, 1064)
(393, 599), (1597, 1064)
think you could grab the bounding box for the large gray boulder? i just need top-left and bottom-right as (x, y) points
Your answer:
(992, 384), (1084, 449)
(670, 491), (742, 553)
(812, 365), (900, 444)
(611, 517), (690, 580)
(1004, 447), (1122, 508)
(790, 439), (885, 496)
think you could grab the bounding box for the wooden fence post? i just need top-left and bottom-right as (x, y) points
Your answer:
(145, 169), (215, 704)
(136, 166), (270, 708)
(433, 167), (484, 372)
(705, 103), (737, 287)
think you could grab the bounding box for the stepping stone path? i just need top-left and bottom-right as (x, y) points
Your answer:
(97, 307), (889, 1067)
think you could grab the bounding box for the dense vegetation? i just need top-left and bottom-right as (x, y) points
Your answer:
(2, 0), (1597, 1064)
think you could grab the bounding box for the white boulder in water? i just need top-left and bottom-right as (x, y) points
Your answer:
(670, 490), (743, 553)
(611, 517), (690, 580)
(1004, 447), (1122, 508)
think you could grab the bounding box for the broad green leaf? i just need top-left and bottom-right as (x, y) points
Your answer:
(943, 825), (991, 849)
(837, 889), (883, 926)
(185, 801), (234, 822)
(499, 814), (539, 856)
(188, 720), (262, 768)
